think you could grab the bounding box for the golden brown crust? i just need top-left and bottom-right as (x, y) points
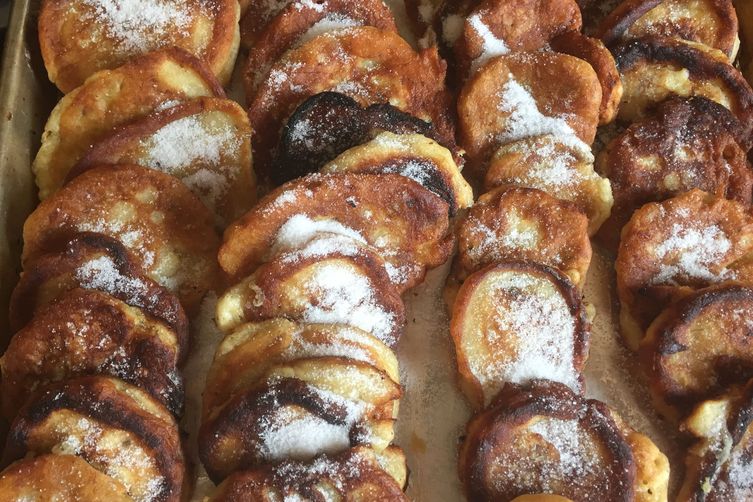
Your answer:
(597, 0), (739, 59)
(39, 0), (239, 92)
(199, 357), (400, 482)
(612, 36), (753, 145)
(0, 454), (133, 501)
(22, 165), (220, 313)
(9, 232), (188, 351)
(247, 27), (454, 177)
(597, 96), (752, 251)
(32, 48), (225, 200)
(458, 380), (638, 501)
(483, 135), (613, 235)
(3, 376), (185, 502)
(209, 447), (408, 501)
(454, 0), (582, 78)
(453, 186), (591, 289)
(215, 250), (406, 346)
(615, 189), (753, 350)
(320, 131), (473, 215)
(450, 262), (591, 409)
(202, 319), (399, 420)
(550, 31), (624, 124)
(71, 97), (255, 226)
(641, 284), (753, 422)
(243, 0), (397, 97)
(218, 173), (453, 289)
(457, 51), (601, 171)
(1, 288), (183, 419)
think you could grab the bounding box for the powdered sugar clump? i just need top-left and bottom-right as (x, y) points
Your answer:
(302, 262), (398, 346)
(467, 13), (509, 73)
(81, 0), (193, 52)
(496, 76), (580, 148)
(467, 272), (580, 404)
(652, 221), (736, 285)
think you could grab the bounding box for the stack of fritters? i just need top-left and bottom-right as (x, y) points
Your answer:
(194, 0), (475, 498)
(407, 1), (673, 500)
(0, 7), (256, 497)
(596, 0), (753, 497)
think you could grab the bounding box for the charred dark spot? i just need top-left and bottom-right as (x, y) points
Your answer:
(272, 92), (454, 186)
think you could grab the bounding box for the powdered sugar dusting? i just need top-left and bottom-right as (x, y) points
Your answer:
(81, 0), (193, 52)
(144, 115), (242, 207)
(301, 262), (398, 346)
(652, 220), (736, 285)
(75, 256), (150, 305)
(258, 384), (370, 461)
(496, 76), (580, 147)
(468, 272), (580, 404)
(467, 13), (509, 73)
(271, 215), (366, 257)
(529, 417), (595, 478)
(297, 15), (361, 46)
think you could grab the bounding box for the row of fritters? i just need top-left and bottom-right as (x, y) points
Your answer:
(422, 1), (674, 500)
(198, 126), (474, 496)
(0, 158), (226, 500)
(586, 0), (753, 499)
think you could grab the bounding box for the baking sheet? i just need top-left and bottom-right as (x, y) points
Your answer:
(0, 0), (684, 500)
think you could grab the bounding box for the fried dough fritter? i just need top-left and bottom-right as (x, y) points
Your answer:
(452, 186), (591, 289)
(22, 165), (220, 313)
(39, 0), (239, 91)
(32, 48), (224, 199)
(218, 173), (453, 290)
(597, 96), (752, 251)
(450, 261), (591, 409)
(1, 288), (183, 419)
(72, 97), (255, 226)
(616, 189), (753, 350)
(458, 380), (669, 502)
(457, 51), (601, 171)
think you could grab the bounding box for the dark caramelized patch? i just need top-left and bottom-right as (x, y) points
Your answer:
(10, 232), (188, 357)
(218, 173), (454, 289)
(3, 376), (185, 502)
(247, 27), (454, 178)
(2, 288), (184, 419)
(597, 0), (739, 58)
(597, 96), (752, 251)
(612, 36), (753, 145)
(641, 284), (753, 421)
(274, 91), (457, 185)
(679, 378), (753, 500)
(199, 358), (400, 483)
(458, 380), (637, 501)
(210, 447), (408, 501)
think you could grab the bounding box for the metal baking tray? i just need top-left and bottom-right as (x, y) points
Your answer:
(0, 0), (684, 500)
